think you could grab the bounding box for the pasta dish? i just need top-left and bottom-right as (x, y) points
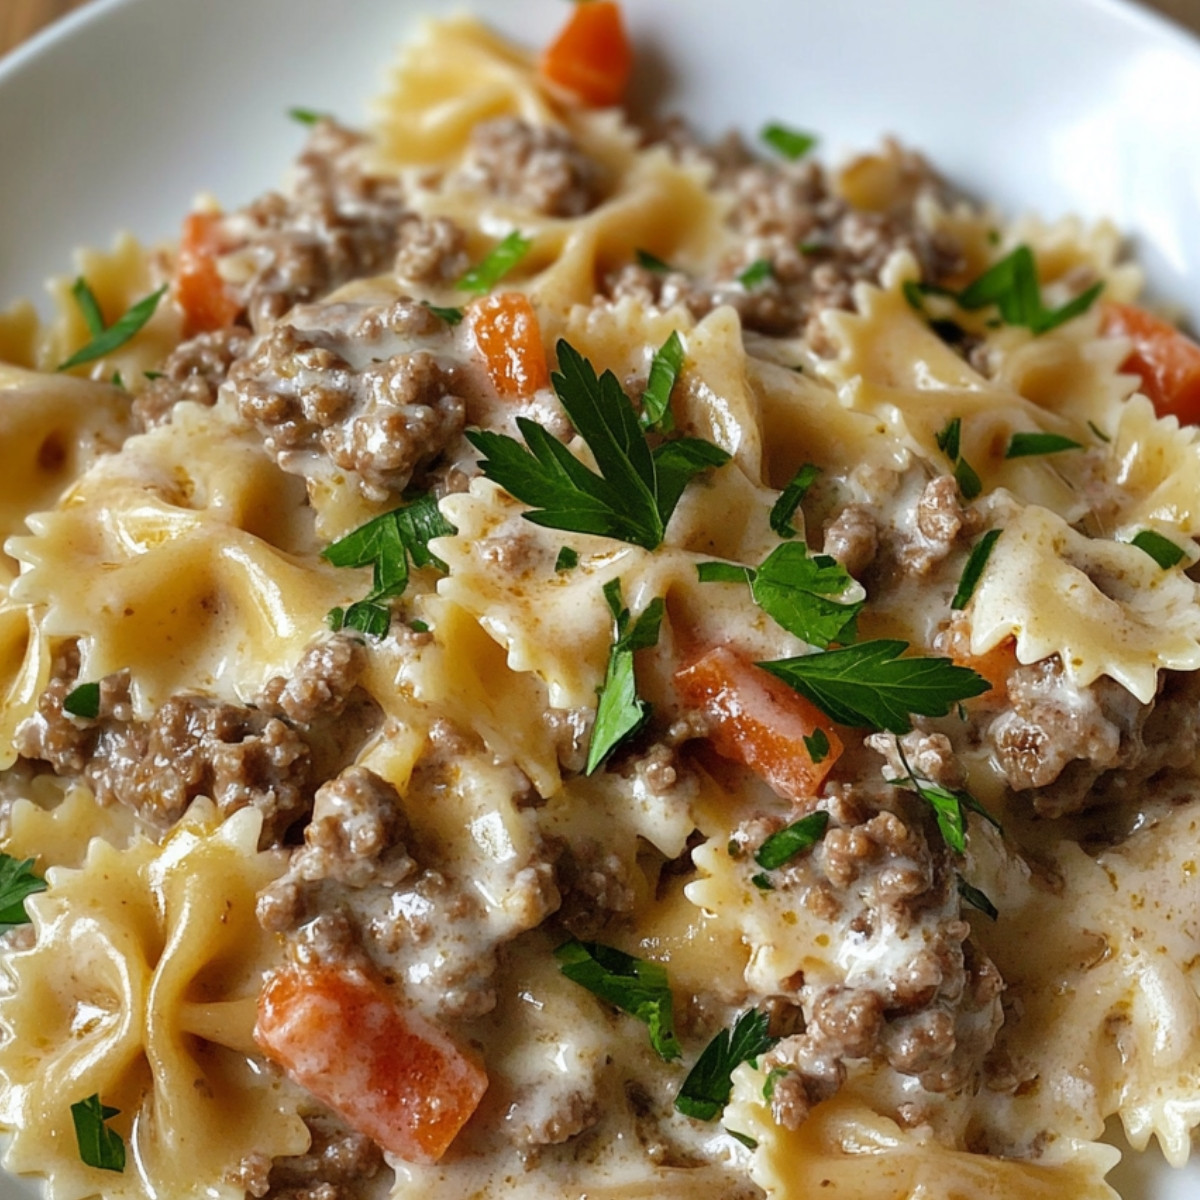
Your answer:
(1, 5), (1200, 1198)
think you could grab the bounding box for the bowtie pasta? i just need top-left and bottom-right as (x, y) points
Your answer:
(1, 5), (1198, 1200)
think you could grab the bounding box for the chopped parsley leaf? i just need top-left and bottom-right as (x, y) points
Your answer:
(640, 330), (684, 433)
(725, 1128), (758, 1150)
(738, 259), (774, 288)
(636, 248), (673, 273)
(555, 546), (580, 572)
(288, 107), (327, 125)
(586, 579), (664, 773)
(468, 340), (729, 551)
(760, 123), (817, 161)
(59, 285), (167, 372)
(322, 494), (455, 638)
(1005, 431), (1083, 459)
(71, 277), (105, 337)
(71, 1094), (126, 1173)
(754, 811), (830, 872)
(0, 854), (46, 927)
(675, 1009), (777, 1121)
(422, 302), (464, 325)
(456, 230), (533, 294)
(770, 463), (819, 538)
(908, 245), (1103, 337)
(555, 938), (681, 1061)
(63, 681), (101, 719)
(893, 744), (1001, 855)
(750, 872), (775, 891)
(1087, 420), (1112, 444)
(934, 417), (983, 501)
(697, 542), (861, 649)
(951, 529), (1002, 611)
(759, 640), (991, 734)
(803, 727), (831, 764)
(957, 874), (999, 920)
(1130, 529), (1188, 569)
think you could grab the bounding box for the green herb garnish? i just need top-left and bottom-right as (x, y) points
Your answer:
(770, 463), (819, 538)
(951, 529), (1002, 611)
(640, 330), (684, 433)
(62, 681), (101, 719)
(726, 1128), (758, 1150)
(1087, 420), (1112, 444)
(754, 811), (830, 871)
(456, 230), (533, 294)
(893, 745), (1001, 855)
(59, 285), (167, 372)
(586, 580), (664, 773)
(738, 259), (774, 288)
(0, 855), (46, 927)
(957, 874), (999, 920)
(71, 1094), (126, 1173)
(555, 546), (580, 572)
(555, 938), (681, 1061)
(908, 245), (1102, 336)
(760, 641), (991, 734)
(803, 727), (831, 764)
(698, 542), (861, 649)
(675, 1009), (778, 1120)
(750, 873), (775, 891)
(1130, 529), (1188, 569)
(322, 494), (455, 638)
(934, 417), (983, 501)
(1005, 431), (1083, 459)
(288, 107), (327, 125)
(422, 302), (464, 325)
(636, 248), (673, 273)
(468, 341), (729, 551)
(72, 277), (105, 336)
(761, 123), (817, 161)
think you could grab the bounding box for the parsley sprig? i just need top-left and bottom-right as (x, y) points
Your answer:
(675, 1009), (777, 1120)
(754, 811), (830, 871)
(934, 417), (982, 501)
(59, 280), (168, 372)
(1129, 529), (1189, 569)
(323, 494), (455, 637)
(71, 1094), (126, 1173)
(760, 641), (991, 734)
(468, 341), (730, 550)
(907, 245), (1103, 337)
(555, 938), (681, 1061)
(456, 230), (532, 294)
(0, 854), (46, 927)
(698, 542), (862, 649)
(587, 579), (664, 773)
(770, 464), (819, 538)
(892, 744), (1001, 856)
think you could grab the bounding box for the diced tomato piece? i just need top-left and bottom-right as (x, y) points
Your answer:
(255, 962), (488, 1164)
(540, 0), (633, 108)
(1101, 300), (1200, 426)
(468, 292), (550, 399)
(175, 211), (240, 336)
(675, 645), (843, 804)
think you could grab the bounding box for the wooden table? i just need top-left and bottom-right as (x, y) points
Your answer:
(4, 0), (1200, 53)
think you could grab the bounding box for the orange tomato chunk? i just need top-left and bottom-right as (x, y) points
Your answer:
(1101, 300), (1200, 426)
(540, 0), (633, 108)
(255, 962), (488, 1164)
(469, 292), (550, 399)
(675, 645), (843, 804)
(175, 211), (239, 336)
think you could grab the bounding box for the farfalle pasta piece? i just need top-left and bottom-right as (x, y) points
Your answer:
(3, 780), (138, 871)
(819, 256), (1092, 521)
(373, 16), (557, 167)
(8, 402), (357, 717)
(1106, 392), (1200, 536)
(0, 804), (308, 1200)
(44, 234), (182, 383)
(0, 604), (49, 771)
(968, 503), (1200, 702)
(0, 364), (132, 580)
(724, 1083), (1120, 1200)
